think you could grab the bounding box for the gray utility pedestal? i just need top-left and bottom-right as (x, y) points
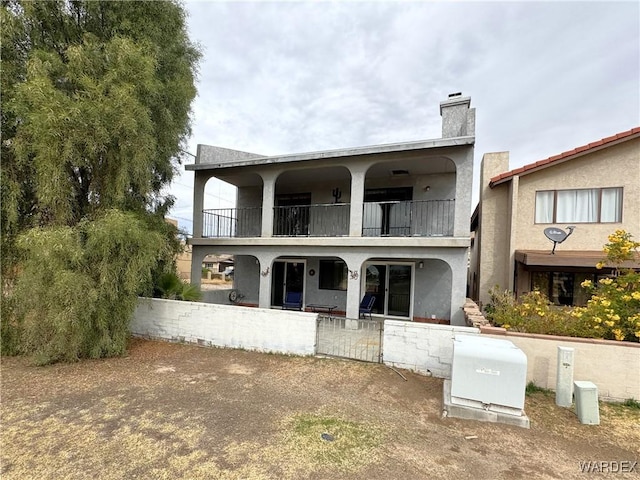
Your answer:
(444, 334), (530, 428)
(574, 381), (600, 425)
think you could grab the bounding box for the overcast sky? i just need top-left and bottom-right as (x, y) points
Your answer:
(168, 1), (639, 235)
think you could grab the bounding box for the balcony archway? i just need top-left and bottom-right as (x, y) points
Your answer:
(273, 166), (352, 237)
(363, 155), (457, 237)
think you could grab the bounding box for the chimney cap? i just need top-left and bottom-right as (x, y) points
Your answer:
(439, 94), (471, 114)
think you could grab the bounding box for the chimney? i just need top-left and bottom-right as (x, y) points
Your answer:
(440, 92), (475, 138)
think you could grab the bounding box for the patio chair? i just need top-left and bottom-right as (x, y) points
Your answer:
(282, 291), (303, 311)
(359, 294), (376, 319)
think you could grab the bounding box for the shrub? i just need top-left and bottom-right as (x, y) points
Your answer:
(8, 210), (167, 364)
(487, 287), (594, 338)
(571, 230), (640, 342)
(156, 272), (202, 302)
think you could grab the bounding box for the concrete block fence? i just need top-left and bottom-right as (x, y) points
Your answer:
(132, 298), (318, 356)
(382, 320), (480, 377)
(131, 298), (639, 401)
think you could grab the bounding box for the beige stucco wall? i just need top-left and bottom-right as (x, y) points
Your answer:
(514, 138), (640, 251)
(176, 244), (192, 281)
(484, 331), (640, 402)
(476, 152), (511, 306)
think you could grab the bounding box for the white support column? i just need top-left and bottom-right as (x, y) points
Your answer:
(345, 256), (367, 320)
(192, 172), (210, 239)
(348, 166), (367, 237)
(448, 253), (468, 326)
(190, 246), (207, 289)
(260, 172), (278, 238)
(256, 254), (275, 309)
(453, 149), (473, 237)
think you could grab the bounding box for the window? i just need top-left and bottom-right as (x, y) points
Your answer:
(319, 260), (347, 290)
(535, 187), (622, 224)
(531, 271), (610, 306)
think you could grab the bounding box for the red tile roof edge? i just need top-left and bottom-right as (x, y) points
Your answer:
(489, 126), (640, 187)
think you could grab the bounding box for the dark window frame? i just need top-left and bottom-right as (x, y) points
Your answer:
(318, 259), (347, 291)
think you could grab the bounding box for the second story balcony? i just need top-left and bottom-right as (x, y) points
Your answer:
(202, 199), (454, 238)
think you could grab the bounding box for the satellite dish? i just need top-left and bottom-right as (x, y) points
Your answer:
(544, 226), (576, 254)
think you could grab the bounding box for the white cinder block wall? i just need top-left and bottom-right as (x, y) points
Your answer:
(383, 320), (480, 378)
(132, 298), (318, 355)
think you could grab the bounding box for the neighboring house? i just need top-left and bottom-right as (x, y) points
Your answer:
(166, 218), (233, 281)
(470, 127), (640, 308)
(176, 243), (192, 281)
(187, 93), (476, 325)
(202, 254), (233, 275)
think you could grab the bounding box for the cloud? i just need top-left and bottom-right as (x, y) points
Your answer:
(171, 1), (639, 235)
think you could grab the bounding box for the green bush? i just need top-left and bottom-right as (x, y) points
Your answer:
(486, 287), (595, 338)
(156, 272), (202, 302)
(7, 210), (167, 364)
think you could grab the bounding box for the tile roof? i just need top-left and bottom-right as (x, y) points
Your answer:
(489, 126), (640, 187)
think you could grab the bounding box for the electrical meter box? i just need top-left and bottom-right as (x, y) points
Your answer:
(451, 334), (528, 415)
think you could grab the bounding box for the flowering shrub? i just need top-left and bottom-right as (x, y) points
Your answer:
(486, 230), (639, 342)
(487, 287), (593, 338)
(572, 230), (640, 342)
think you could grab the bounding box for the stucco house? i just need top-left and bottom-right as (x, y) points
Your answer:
(470, 127), (640, 308)
(187, 93), (476, 325)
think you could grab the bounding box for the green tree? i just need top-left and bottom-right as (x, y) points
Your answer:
(1, 0), (200, 360)
(3, 0), (200, 226)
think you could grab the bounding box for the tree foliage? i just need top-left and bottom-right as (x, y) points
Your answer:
(9, 210), (167, 364)
(3, 0), (200, 228)
(1, 0), (200, 361)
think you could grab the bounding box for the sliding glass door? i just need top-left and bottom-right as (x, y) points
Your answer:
(364, 262), (412, 318)
(271, 260), (305, 307)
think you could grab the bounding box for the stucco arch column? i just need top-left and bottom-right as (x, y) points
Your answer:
(453, 150), (473, 237)
(192, 171), (214, 238)
(447, 253), (468, 326)
(343, 254), (369, 319)
(190, 245), (209, 289)
(260, 171), (279, 238)
(255, 253), (277, 309)
(348, 166), (368, 237)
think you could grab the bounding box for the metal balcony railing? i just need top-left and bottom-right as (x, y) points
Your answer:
(201, 200), (453, 238)
(202, 207), (262, 238)
(273, 203), (350, 236)
(362, 199), (454, 237)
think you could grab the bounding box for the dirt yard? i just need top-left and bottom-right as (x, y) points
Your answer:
(2, 339), (638, 479)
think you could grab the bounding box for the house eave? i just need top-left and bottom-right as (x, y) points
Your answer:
(188, 236), (471, 249)
(186, 136), (475, 171)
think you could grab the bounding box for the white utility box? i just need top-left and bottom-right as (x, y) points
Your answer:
(451, 335), (527, 415)
(574, 381), (600, 425)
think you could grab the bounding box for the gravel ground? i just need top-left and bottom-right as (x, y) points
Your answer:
(1, 338), (639, 479)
